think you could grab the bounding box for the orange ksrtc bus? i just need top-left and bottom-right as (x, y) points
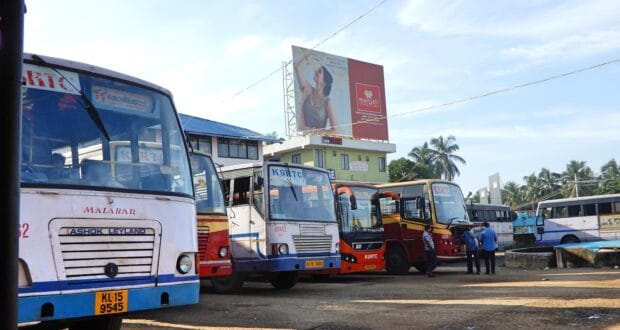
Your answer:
(376, 180), (471, 275)
(189, 152), (232, 291)
(311, 182), (385, 275)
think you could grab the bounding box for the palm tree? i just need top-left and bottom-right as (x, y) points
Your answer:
(501, 181), (524, 208)
(428, 135), (466, 181)
(596, 159), (620, 194)
(537, 168), (561, 197)
(408, 142), (435, 167)
(562, 160), (593, 197)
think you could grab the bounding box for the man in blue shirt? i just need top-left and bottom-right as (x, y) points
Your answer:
(463, 228), (480, 274)
(479, 221), (498, 275)
(422, 224), (436, 278)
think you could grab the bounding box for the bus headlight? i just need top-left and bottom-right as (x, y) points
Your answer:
(218, 247), (228, 258)
(177, 255), (193, 274)
(272, 243), (288, 255)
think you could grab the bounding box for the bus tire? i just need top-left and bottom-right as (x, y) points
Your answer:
(269, 271), (299, 289)
(385, 245), (410, 275)
(560, 235), (580, 244)
(69, 315), (122, 330)
(211, 272), (244, 294)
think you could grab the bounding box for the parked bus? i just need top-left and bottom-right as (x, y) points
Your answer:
(310, 182), (385, 275)
(466, 203), (515, 250)
(535, 193), (620, 245)
(377, 180), (471, 274)
(18, 54), (198, 328)
(213, 162), (341, 291)
(189, 152), (232, 292)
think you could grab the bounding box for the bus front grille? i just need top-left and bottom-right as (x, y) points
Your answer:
(197, 221), (210, 261)
(292, 235), (333, 254)
(55, 225), (159, 281)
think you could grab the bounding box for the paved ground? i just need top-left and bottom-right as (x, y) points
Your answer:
(122, 258), (620, 330)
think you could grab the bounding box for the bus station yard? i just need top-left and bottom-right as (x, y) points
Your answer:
(122, 257), (620, 330)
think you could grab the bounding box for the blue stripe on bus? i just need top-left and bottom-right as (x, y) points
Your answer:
(18, 281), (199, 324)
(233, 255), (341, 272)
(540, 228), (599, 234)
(18, 274), (198, 294)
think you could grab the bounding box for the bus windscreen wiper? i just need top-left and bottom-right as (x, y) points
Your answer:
(31, 54), (111, 141)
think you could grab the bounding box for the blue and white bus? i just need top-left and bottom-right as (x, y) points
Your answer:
(535, 193), (620, 245)
(18, 54), (198, 328)
(214, 162), (341, 291)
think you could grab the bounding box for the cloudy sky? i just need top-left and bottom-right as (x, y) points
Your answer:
(23, 0), (620, 195)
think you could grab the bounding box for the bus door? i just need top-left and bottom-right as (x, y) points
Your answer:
(227, 176), (254, 260)
(400, 196), (428, 256)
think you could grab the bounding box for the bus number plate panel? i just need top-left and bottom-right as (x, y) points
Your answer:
(95, 289), (128, 315)
(305, 260), (324, 268)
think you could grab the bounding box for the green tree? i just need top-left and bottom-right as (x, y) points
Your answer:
(561, 160), (594, 197)
(428, 135), (466, 181)
(596, 159), (620, 194)
(501, 181), (524, 208)
(387, 157), (416, 182)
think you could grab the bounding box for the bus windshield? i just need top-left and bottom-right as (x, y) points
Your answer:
(20, 63), (192, 195)
(268, 165), (336, 222)
(432, 183), (469, 225)
(191, 153), (226, 214)
(338, 186), (382, 233)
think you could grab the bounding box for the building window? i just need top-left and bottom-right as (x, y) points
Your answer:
(315, 149), (324, 168)
(189, 135), (212, 155)
(365, 155), (369, 162)
(340, 154), (349, 170)
(379, 157), (386, 172)
(358, 155), (362, 161)
(217, 138), (258, 160)
(292, 153), (301, 164)
(332, 150), (337, 157)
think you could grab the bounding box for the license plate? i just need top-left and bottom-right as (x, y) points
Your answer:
(365, 264), (376, 270)
(305, 260), (324, 268)
(95, 289), (128, 315)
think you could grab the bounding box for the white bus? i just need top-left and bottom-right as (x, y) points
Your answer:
(18, 54), (198, 328)
(213, 162), (341, 291)
(467, 203), (515, 250)
(535, 193), (620, 245)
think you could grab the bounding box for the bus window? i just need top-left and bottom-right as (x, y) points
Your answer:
(614, 202), (620, 214)
(598, 202), (612, 215)
(553, 206), (567, 218)
(583, 204), (596, 216)
(567, 205), (581, 217)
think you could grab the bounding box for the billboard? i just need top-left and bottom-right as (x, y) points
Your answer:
(292, 46), (389, 141)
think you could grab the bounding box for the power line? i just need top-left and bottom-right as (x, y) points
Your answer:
(222, 0), (389, 102)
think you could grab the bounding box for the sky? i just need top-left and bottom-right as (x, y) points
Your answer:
(22, 0), (620, 195)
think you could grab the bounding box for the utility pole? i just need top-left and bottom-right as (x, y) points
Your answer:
(0, 0), (25, 327)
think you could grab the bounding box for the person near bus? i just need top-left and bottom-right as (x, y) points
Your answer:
(479, 221), (498, 275)
(422, 224), (436, 278)
(463, 228), (480, 275)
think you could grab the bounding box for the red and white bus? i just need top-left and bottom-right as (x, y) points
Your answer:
(189, 151), (233, 292)
(377, 180), (471, 274)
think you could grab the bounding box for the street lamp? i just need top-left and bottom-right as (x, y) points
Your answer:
(574, 167), (586, 198)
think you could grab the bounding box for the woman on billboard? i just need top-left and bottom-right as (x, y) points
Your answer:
(294, 56), (338, 134)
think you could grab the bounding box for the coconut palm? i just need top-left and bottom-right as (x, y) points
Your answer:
(562, 160), (594, 197)
(596, 159), (620, 194)
(501, 181), (524, 208)
(428, 135), (466, 181)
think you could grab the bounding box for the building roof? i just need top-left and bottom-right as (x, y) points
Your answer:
(179, 113), (280, 143)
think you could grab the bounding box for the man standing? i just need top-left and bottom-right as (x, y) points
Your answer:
(463, 228), (480, 275)
(479, 221), (498, 275)
(422, 224), (436, 277)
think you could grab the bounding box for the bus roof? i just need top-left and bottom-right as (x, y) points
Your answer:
(538, 193), (620, 207)
(24, 53), (172, 97)
(375, 179), (454, 188)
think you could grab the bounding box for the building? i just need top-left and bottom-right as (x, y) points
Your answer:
(180, 114), (279, 167)
(263, 135), (396, 184)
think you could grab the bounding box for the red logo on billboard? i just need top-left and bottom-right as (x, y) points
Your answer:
(355, 83), (382, 113)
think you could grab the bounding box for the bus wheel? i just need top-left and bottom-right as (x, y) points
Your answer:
(269, 271), (299, 289)
(211, 273), (244, 294)
(69, 315), (122, 330)
(561, 235), (580, 244)
(385, 245), (410, 275)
